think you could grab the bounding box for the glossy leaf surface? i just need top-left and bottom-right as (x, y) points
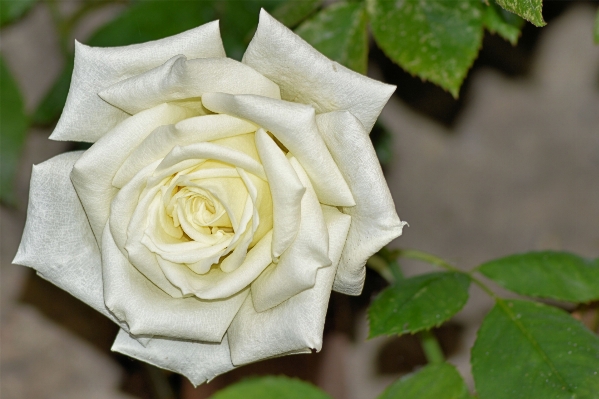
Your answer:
(368, 0), (483, 97)
(472, 300), (599, 399)
(296, 2), (368, 74)
(369, 272), (470, 337)
(478, 251), (599, 303)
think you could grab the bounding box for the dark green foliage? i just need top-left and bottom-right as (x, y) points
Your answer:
(0, 55), (28, 205)
(369, 272), (470, 337)
(478, 251), (599, 303)
(472, 300), (599, 399)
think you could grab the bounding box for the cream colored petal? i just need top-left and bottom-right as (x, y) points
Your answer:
(112, 330), (235, 387)
(210, 133), (261, 163)
(109, 160), (183, 297)
(141, 201), (232, 265)
(219, 169), (260, 273)
(242, 10), (395, 134)
(123, 180), (190, 297)
(102, 223), (248, 342)
(219, 221), (253, 273)
(51, 21), (226, 143)
(13, 152), (118, 322)
(155, 142), (266, 180)
(202, 92), (354, 206)
(250, 157), (330, 312)
(158, 231), (273, 299)
(113, 115), (257, 188)
(228, 205), (351, 366)
(239, 168), (273, 247)
(99, 56), (281, 114)
(316, 111), (407, 295)
(71, 103), (195, 244)
(128, 176), (238, 267)
(255, 128), (305, 258)
(182, 176), (249, 232)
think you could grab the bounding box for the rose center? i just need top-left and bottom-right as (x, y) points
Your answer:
(165, 185), (234, 242)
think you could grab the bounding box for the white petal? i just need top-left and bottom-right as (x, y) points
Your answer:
(110, 160), (183, 297)
(316, 111), (407, 295)
(113, 114), (257, 188)
(102, 223), (248, 342)
(51, 21), (226, 143)
(255, 129), (305, 258)
(242, 9), (395, 133)
(13, 152), (117, 322)
(250, 157), (330, 312)
(156, 142), (266, 180)
(99, 56), (281, 114)
(158, 231), (273, 299)
(228, 205), (351, 366)
(71, 103), (195, 244)
(218, 168), (261, 273)
(202, 92), (354, 206)
(112, 329), (234, 387)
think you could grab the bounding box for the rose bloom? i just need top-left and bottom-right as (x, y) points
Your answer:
(14, 10), (406, 385)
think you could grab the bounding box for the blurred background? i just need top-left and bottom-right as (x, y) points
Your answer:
(1, 1), (598, 398)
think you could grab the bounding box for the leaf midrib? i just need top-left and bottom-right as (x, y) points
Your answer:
(496, 299), (572, 393)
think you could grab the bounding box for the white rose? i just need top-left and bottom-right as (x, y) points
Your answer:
(14, 10), (406, 385)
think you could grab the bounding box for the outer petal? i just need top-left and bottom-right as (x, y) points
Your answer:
(102, 223), (248, 342)
(316, 111), (407, 295)
(228, 205), (351, 366)
(202, 92), (354, 207)
(13, 152), (116, 322)
(51, 21), (226, 143)
(242, 9), (395, 133)
(250, 157), (330, 312)
(254, 128), (305, 258)
(71, 103), (195, 243)
(112, 329), (235, 387)
(99, 56), (281, 114)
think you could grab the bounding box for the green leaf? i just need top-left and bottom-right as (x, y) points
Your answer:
(594, 8), (599, 45)
(295, 2), (368, 74)
(209, 376), (332, 399)
(472, 299), (599, 399)
(0, 0), (37, 27)
(0, 55), (29, 205)
(478, 251), (599, 303)
(495, 0), (545, 27)
(378, 363), (472, 399)
(271, 0), (321, 28)
(482, 1), (524, 45)
(368, 272), (470, 338)
(31, 59), (73, 126)
(367, 0), (484, 97)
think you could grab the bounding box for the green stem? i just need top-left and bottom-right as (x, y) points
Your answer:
(418, 330), (445, 364)
(387, 259), (405, 282)
(395, 249), (462, 273)
(366, 254), (396, 284)
(143, 364), (175, 399)
(395, 248), (501, 300)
